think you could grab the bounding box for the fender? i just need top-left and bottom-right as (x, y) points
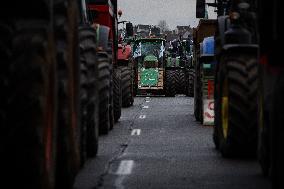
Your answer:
(217, 15), (230, 47)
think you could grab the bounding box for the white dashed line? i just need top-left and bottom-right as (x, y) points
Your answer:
(131, 129), (141, 136)
(146, 97), (150, 99)
(116, 160), (134, 175)
(145, 100), (150, 103)
(142, 105), (149, 109)
(139, 115), (146, 119)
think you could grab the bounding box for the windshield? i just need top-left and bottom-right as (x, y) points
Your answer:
(133, 41), (165, 59)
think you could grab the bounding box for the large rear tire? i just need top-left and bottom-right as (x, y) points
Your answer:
(54, 0), (81, 187)
(120, 66), (134, 107)
(98, 58), (111, 135)
(113, 68), (122, 122)
(165, 70), (176, 97)
(187, 68), (195, 97)
(271, 75), (284, 189)
(175, 69), (187, 95)
(109, 64), (114, 130)
(194, 63), (202, 122)
(215, 53), (258, 157)
(1, 18), (58, 189)
(78, 26), (99, 161)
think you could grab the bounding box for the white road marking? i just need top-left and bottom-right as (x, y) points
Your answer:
(142, 105), (149, 109)
(145, 100), (150, 103)
(116, 160), (134, 175)
(131, 129), (141, 136)
(146, 97), (150, 99)
(139, 115), (146, 119)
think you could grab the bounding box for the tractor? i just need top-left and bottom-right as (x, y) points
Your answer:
(165, 37), (194, 96)
(117, 20), (135, 107)
(132, 38), (167, 95)
(0, 0), (95, 188)
(0, 0), (121, 188)
(197, 0), (283, 188)
(86, 0), (122, 133)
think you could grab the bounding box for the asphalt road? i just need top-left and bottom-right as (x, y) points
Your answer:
(74, 96), (271, 189)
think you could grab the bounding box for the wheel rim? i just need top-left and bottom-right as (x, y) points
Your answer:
(222, 79), (229, 139)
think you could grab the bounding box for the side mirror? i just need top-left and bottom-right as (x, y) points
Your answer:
(196, 0), (206, 18)
(126, 22), (134, 37)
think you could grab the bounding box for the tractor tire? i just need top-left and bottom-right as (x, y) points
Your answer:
(113, 68), (122, 122)
(1, 18), (58, 189)
(187, 68), (195, 97)
(257, 100), (270, 177)
(271, 75), (284, 189)
(109, 64), (114, 130)
(120, 66), (134, 107)
(78, 26), (99, 161)
(165, 70), (176, 97)
(215, 53), (258, 157)
(194, 65), (202, 122)
(176, 69), (187, 95)
(98, 58), (111, 135)
(54, 0), (81, 187)
(213, 61), (220, 149)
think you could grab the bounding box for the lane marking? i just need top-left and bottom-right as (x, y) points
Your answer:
(142, 105), (149, 109)
(116, 160), (134, 175)
(146, 97), (150, 99)
(131, 129), (141, 136)
(139, 115), (146, 119)
(145, 100), (150, 103)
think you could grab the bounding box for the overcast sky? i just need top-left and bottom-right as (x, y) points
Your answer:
(117, 0), (217, 29)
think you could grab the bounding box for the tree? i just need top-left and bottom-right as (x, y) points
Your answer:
(158, 20), (169, 33)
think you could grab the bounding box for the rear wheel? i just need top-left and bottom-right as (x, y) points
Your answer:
(187, 68), (195, 97)
(1, 17), (57, 188)
(215, 53), (258, 157)
(78, 26), (99, 161)
(109, 64), (114, 130)
(175, 69), (187, 95)
(165, 70), (176, 97)
(98, 57), (111, 134)
(113, 68), (122, 122)
(271, 74), (284, 189)
(54, 0), (81, 187)
(120, 66), (134, 107)
(194, 64), (202, 122)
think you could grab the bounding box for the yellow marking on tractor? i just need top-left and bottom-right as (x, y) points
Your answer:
(222, 79), (229, 139)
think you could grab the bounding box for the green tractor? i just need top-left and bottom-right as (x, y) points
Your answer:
(132, 38), (167, 95)
(165, 37), (194, 96)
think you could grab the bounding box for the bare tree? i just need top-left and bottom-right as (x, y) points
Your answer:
(158, 20), (169, 33)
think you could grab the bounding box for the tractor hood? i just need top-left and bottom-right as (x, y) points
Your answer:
(139, 68), (159, 87)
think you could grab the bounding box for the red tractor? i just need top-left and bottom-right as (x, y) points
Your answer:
(117, 42), (135, 107)
(117, 21), (135, 107)
(86, 0), (122, 133)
